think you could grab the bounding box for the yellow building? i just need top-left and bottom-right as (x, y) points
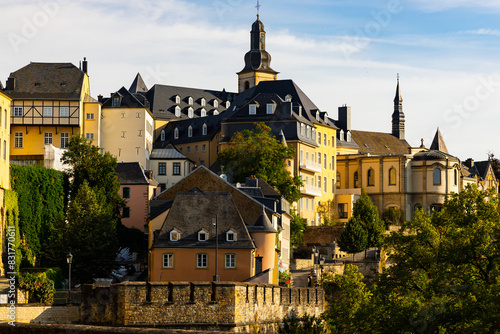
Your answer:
(0, 89), (11, 276)
(4, 59), (101, 166)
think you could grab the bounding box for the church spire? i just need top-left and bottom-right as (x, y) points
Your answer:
(237, 5), (278, 93)
(392, 74), (405, 140)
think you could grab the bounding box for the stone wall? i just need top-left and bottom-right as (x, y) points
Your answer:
(81, 281), (325, 332)
(0, 304), (80, 324)
(290, 259), (312, 271)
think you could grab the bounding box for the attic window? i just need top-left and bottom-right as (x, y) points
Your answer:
(226, 230), (236, 242)
(213, 100), (219, 108)
(60, 82), (66, 87)
(188, 97), (193, 105)
(316, 112), (319, 121)
(174, 128), (179, 139)
(225, 101), (231, 108)
(285, 94), (292, 102)
(188, 126), (193, 138)
(266, 104), (274, 114)
(188, 107), (194, 118)
(112, 97), (120, 107)
(198, 230), (208, 242)
(202, 124), (207, 136)
(170, 229), (181, 241)
(201, 108), (207, 117)
(34, 82), (41, 87)
(175, 95), (180, 104)
(201, 98), (206, 107)
(175, 106), (181, 117)
(249, 104), (257, 115)
(213, 110), (219, 115)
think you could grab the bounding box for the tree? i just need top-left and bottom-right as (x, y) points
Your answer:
(352, 189), (385, 250)
(488, 152), (500, 183)
(338, 217), (368, 261)
(381, 207), (403, 228)
(290, 209), (307, 247)
(317, 200), (339, 226)
(217, 122), (303, 203)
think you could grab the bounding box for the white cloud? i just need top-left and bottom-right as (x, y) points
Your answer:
(410, 0), (500, 12)
(461, 29), (500, 36)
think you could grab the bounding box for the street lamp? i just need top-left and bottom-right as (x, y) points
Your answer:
(66, 252), (73, 303)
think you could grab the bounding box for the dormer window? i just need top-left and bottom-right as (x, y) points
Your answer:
(226, 230), (236, 242)
(346, 131), (351, 142)
(188, 107), (194, 118)
(174, 95), (180, 104)
(202, 123), (207, 136)
(170, 229), (181, 241)
(201, 108), (207, 117)
(213, 110), (219, 115)
(266, 104), (275, 114)
(225, 101), (231, 108)
(188, 126), (193, 137)
(213, 100), (219, 108)
(316, 112), (320, 121)
(175, 106), (181, 117)
(188, 96), (193, 105)
(198, 230), (208, 241)
(201, 98), (206, 107)
(249, 104), (257, 115)
(285, 94), (292, 102)
(161, 130), (165, 141)
(174, 128), (179, 139)
(112, 96), (120, 107)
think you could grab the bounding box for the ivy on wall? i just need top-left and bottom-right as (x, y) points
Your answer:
(4, 190), (21, 273)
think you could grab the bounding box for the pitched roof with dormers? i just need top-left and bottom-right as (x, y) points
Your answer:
(350, 130), (411, 155)
(145, 84), (237, 120)
(4, 62), (85, 100)
(101, 86), (149, 109)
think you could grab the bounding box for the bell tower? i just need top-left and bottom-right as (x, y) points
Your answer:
(392, 74), (405, 140)
(237, 5), (278, 93)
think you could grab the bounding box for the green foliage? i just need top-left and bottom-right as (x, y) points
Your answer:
(338, 217), (367, 257)
(117, 223), (145, 255)
(317, 200), (339, 226)
(18, 272), (55, 304)
(279, 312), (326, 334)
(4, 190), (21, 273)
(279, 270), (292, 287)
(352, 189), (385, 249)
(381, 207), (403, 227)
(291, 209), (307, 247)
(489, 152), (500, 182)
(45, 267), (63, 289)
(10, 165), (66, 266)
(217, 122), (303, 203)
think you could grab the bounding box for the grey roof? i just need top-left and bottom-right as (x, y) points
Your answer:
(350, 130), (410, 155)
(145, 84), (236, 120)
(430, 128), (449, 154)
(412, 150), (459, 162)
(116, 162), (152, 185)
(152, 192), (256, 250)
(4, 62), (84, 100)
(102, 87), (148, 109)
(129, 73), (148, 94)
(149, 200), (173, 220)
(150, 144), (190, 160)
(247, 207), (277, 233)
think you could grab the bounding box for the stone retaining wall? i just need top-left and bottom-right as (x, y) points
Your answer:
(0, 304), (80, 324)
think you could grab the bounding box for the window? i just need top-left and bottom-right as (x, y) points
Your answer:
(202, 124), (207, 135)
(336, 172), (341, 189)
(122, 187), (130, 198)
(163, 254), (173, 268)
(226, 230), (236, 242)
(225, 254), (236, 269)
(318, 153), (321, 165)
(188, 97), (193, 105)
(318, 176), (321, 190)
(161, 130), (165, 141)
(201, 98), (206, 107)
(60, 107), (69, 117)
(61, 133), (69, 148)
(170, 229), (180, 241)
(122, 207), (130, 218)
(188, 126), (193, 137)
(338, 203), (348, 219)
(175, 106), (181, 117)
(187, 146), (191, 154)
(225, 101), (231, 108)
(197, 253), (208, 268)
(213, 110), (219, 115)
(2, 141), (6, 161)
(195, 145), (198, 153)
(175, 95), (180, 104)
(318, 132), (321, 144)
(44, 132), (53, 145)
(285, 94), (292, 102)
(158, 162), (166, 175)
(86, 133), (94, 140)
(198, 230), (208, 241)
(173, 162), (180, 175)
(202, 144), (206, 152)
(324, 154), (327, 169)
(249, 104), (257, 115)
(86, 113), (94, 120)
(354, 171), (359, 188)
(300, 124), (305, 136)
(213, 100), (219, 108)
(14, 107), (23, 117)
(201, 108), (207, 117)
(188, 107), (194, 118)
(454, 169), (458, 186)
(43, 107), (53, 117)
(266, 104), (274, 114)
(324, 177), (327, 192)
(174, 128), (179, 139)
(433, 168), (441, 185)
(389, 168), (396, 185)
(368, 169), (375, 186)
(112, 97), (120, 106)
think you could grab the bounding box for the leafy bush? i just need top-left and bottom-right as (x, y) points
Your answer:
(45, 267), (63, 289)
(279, 270), (292, 287)
(18, 272), (55, 303)
(279, 312), (326, 334)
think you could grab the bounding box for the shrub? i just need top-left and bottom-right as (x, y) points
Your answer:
(279, 312), (326, 334)
(18, 272), (55, 303)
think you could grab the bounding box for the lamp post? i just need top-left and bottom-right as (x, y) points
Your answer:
(66, 252), (73, 303)
(212, 216), (219, 282)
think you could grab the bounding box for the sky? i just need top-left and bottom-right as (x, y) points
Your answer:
(1, 0), (499, 160)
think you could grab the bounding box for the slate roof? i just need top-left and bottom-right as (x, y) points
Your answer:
(430, 128), (449, 154)
(145, 84), (236, 120)
(150, 144), (191, 160)
(129, 73), (148, 94)
(247, 208), (277, 233)
(116, 162), (155, 185)
(350, 130), (410, 155)
(101, 87), (149, 109)
(4, 62), (85, 100)
(149, 200), (173, 221)
(463, 160), (491, 180)
(153, 192), (256, 250)
(412, 150), (459, 162)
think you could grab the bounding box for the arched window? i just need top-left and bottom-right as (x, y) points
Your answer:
(201, 108), (207, 117)
(454, 169), (458, 186)
(188, 107), (194, 118)
(161, 130), (165, 141)
(389, 167), (396, 185)
(174, 106), (181, 117)
(187, 96), (193, 105)
(367, 169), (375, 186)
(244, 81), (250, 91)
(174, 95), (180, 104)
(202, 124), (207, 136)
(433, 168), (441, 185)
(354, 171), (359, 188)
(188, 126), (193, 138)
(174, 128), (179, 139)
(336, 172), (341, 189)
(200, 98), (206, 107)
(213, 100), (219, 108)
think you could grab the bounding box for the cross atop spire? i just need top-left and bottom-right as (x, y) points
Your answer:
(256, 1), (261, 17)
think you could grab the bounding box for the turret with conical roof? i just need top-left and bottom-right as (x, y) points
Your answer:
(392, 74), (405, 140)
(237, 13), (278, 93)
(430, 128), (449, 154)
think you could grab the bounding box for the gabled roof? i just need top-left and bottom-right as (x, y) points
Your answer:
(4, 62), (85, 100)
(102, 87), (148, 109)
(129, 73), (148, 94)
(116, 162), (156, 185)
(152, 192), (255, 250)
(430, 128), (449, 154)
(350, 130), (410, 155)
(150, 144), (191, 160)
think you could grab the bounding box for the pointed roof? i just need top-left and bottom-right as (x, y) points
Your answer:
(430, 128), (449, 154)
(129, 73), (148, 94)
(248, 206), (277, 233)
(394, 74), (402, 103)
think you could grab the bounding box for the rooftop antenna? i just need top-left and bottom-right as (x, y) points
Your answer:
(256, 0), (261, 18)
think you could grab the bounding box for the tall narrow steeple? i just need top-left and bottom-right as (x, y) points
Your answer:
(392, 74), (405, 140)
(237, 6), (278, 93)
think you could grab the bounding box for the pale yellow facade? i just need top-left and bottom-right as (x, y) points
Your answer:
(0, 92), (10, 190)
(238, 71), (278, 93)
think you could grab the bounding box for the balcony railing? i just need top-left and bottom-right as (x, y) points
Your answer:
(300, 184), (322, 197)
(299, 160), (322, 173)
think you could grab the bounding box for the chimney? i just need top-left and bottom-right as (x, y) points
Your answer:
(245, 177), (258, 188)
(466, 158), (474, 168)
(98, 94), (104, 103)
(82, 57), (88, 74)
(6, 77), (15, 91)
(338, 105), (351, 132)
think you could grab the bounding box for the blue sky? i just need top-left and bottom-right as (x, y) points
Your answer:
(1, 0), (499, 160)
